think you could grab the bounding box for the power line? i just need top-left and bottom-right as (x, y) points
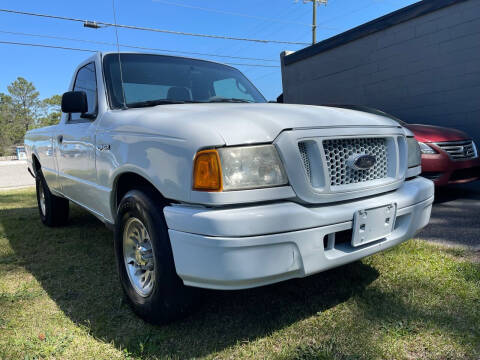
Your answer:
(0, 40), (280, 68)
(153, 0), (318, 28)
(0, 40), (95, 52)
(0, 30), (279, 62)
(252, 70), (279, 82)
(213, 2), (304, 63)
(0, 8), (310, 45)
(224, 62), (279, 68)
(317, 1), (377, 26)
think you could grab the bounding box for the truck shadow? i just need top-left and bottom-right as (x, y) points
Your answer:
(1, 204), (378, 359)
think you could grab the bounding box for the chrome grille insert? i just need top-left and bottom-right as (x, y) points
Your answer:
(298, 142), (311, 181)
(434, 140), (477, 160)
(323, 138), (388, 186)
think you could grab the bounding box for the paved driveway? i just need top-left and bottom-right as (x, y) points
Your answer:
(418, 181), (480, 250)
(0, 160), (35, 189)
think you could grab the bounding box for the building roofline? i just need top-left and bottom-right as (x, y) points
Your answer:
(283, 0), (469, 66)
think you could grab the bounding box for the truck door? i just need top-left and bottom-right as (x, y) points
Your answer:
(56, 62), (101, 214)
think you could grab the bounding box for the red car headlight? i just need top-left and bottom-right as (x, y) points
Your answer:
(418, 142), (437, 154)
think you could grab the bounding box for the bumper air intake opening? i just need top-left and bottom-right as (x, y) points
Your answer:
(323, 229), (353, 251)
(450, 167), (480, 182)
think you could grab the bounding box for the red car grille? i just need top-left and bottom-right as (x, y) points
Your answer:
(434, 140), (478, 161)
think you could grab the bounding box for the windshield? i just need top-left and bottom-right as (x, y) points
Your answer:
(103, 53), (266, 109)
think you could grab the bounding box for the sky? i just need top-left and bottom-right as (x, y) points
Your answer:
(0, 0), (418, 101)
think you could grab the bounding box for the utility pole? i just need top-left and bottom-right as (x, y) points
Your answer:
(297, 0), (328, 45)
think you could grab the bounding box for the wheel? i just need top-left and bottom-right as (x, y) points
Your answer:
(114, 189), (198, 323)
(35, 170), (69, 227)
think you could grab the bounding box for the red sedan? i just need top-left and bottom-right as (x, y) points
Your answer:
(323, 104), (480, 186)
(403, 124), (480, 186)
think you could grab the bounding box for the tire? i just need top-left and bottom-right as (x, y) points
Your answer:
(114, 189), (198, 323)
(35, 170), (69, 227)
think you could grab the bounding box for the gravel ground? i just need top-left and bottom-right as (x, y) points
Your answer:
(418, 181), (480, 250)
(0, 160), (35, 190)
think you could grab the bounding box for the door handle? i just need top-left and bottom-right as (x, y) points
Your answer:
(57, 135), (63, 144)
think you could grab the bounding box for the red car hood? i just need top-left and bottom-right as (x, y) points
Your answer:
(404, 124), (469, 143)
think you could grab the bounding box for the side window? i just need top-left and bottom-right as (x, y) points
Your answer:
(70, 63), (97, 121)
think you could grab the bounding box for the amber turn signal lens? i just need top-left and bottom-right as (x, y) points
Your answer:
(193, 149), (222, 191)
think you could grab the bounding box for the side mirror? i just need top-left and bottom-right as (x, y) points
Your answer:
(61, 91), (88, 114)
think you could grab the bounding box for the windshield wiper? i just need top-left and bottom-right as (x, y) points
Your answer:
(126, 98), (253, 108)
(206, 97), (254, 103)
(126, 99), (186, 108)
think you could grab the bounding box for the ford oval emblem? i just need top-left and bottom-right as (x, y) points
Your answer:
(347, 154), (376, 171)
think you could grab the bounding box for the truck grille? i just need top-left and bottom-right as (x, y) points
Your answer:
(434, 140), (477, 160)
(282, 129), (406, 203)
(323, 138), (388, 186)
(298, 142), (311, 181)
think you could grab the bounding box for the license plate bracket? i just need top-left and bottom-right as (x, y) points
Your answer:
(352, 203), (396, 247)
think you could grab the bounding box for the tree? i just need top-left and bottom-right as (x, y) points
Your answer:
(37, 95), (62, 127)
(7, 77), (40, 132)
(0, 93), (22, 156)
(0, 77), (61, 155)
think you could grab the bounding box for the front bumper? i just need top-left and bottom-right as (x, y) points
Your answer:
(421, 152), (480, 186)
(164, 177), (434, 290)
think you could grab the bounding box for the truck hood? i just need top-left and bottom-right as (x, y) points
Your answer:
(108, 103), (401, 146)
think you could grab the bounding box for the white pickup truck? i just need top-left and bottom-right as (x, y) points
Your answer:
(25, 52), (434, 323)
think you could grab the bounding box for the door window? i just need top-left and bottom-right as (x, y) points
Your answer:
(70, 62), (97, 121)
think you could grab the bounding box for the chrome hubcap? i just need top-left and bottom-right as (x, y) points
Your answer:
(38, 185), (46, 216)
(123, 218), (155, 297)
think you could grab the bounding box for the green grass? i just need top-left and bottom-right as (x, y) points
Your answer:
(0, 188), (479, 360)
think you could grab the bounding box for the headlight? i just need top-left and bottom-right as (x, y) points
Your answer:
(418, 142), (437, 154)
(407, 137), (421, 168)
(472, 141), (478, 157)
(192, 145), (288, 191)
(218, 145), (288, 190)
